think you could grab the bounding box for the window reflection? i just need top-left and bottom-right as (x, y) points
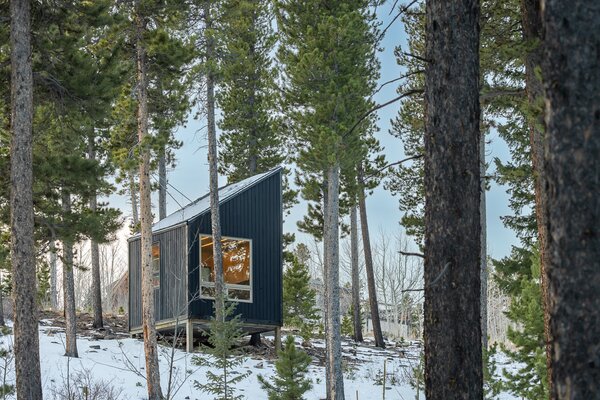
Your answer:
(200, 236), (252, 302)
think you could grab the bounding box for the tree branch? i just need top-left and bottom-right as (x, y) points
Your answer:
(401, 52), (432, 64)
(372, 69), (425, 97)
(344, 89), (423, 138)
(379, 0), (420, 40)
(402, 262), (450, 293)
(399, 251), (425, 259)
(480, 88), (525, 105)
(365, 154), (423, 179)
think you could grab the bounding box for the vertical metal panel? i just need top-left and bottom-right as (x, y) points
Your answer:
(128, 225), (188, 331)
(188, 170), (283, 325)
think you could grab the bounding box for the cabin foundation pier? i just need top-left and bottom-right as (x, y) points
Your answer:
(186, 320), (194, 352)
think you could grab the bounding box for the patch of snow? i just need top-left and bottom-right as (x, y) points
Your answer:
(0, 322), (520, 399)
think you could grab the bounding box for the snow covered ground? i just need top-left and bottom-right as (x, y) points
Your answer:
(0, 320), (519, 400)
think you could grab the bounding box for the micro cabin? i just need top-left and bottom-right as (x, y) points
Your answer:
(128, 167), (283, 351)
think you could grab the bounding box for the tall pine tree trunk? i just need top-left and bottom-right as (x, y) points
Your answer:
(88, 136), (103, 329)
(9, 0), (44, 395)
(158, 146), (167, 220)
(324, 163), (344, 400)
(129, 170), (139, 226)
(480, 135), (488, 351)
(204, 2), (225, 321)
(350, 205), (363, 342)
(542, 1), (600, 398)
(62, 190), (79, 358)
(357, 167), (385, 348)
(423, 0), (482, 398)
(520, 0), (552, 392)
(0, 290), (4, 327)
(50, 236), (58, 310)
(135, 2), (163, 398)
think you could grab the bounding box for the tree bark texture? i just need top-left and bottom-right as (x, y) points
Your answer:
(204, 1), (225, 322)
(62, 191), (79, 358)
(158, 147), (167, 220)
(423, 0), (482, 399)
(350, 205), (363, 342)
(480, 134), (488, 351)
(324, 164), (344, 400)
(50, 236), (58, 310)
(357, 168), (385, 348)
(135, 2), (163, 398)
(129, 170), (139, 226)
(541, 1), (600, 398)
(88, 137), (103, 329)
(9, 0), (44, 394)
(520, 0), (552, 391)
(0, 290), (4, 327)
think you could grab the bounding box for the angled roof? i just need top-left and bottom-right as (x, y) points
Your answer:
(136, 166), (282, 236)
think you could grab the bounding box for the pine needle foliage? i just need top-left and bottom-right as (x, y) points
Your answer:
(258, 335), (312, 400)
(193, 296), (251, 400)
(498, 252), (548, 399)
(282, 254), (319, 342)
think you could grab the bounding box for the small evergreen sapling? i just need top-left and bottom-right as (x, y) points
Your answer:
(258, 335), (312, 400)
(282, 255), (319, 343)
(193, 296), (251, 400)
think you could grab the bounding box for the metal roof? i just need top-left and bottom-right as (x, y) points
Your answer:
(131, 167), (282, 237)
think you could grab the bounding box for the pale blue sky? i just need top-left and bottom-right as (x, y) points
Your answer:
(109, 4), (519, 260)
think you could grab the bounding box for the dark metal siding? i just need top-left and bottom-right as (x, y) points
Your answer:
(128, 225), (188, 330)
(188, 171), (283, 326)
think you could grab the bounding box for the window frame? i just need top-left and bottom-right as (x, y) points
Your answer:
(199, 234), (253, 303)
(152, 241), (160, 289)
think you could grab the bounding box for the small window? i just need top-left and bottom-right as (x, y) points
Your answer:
(152, 243), (160, 289)
(200, 235), (252, 303)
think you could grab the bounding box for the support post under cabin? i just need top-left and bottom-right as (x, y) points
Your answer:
(186, 320), (194, 353)
(274, 326), (281, 351)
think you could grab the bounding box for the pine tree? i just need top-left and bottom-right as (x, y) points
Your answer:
(500, 251), (548, 399)
(283, 254), (319, 342)
(422, 1), (482, 399)
(8, 0), (43, 395)
(258, 335), (313, 400)
(193, 297), (251, 400)
(541, 0), (600, 396)
(276, 0), (378, 396)
(218, 0), (283, 182)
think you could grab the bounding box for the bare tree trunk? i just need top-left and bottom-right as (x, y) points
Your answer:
(158, 147), (167, 220)
(350, 205), (363, 342)
(520, 0), (552, 392)
(9, 0), (44, 396)
(62, 190), (79, 358)
(324, 164), (344, 400)
(542, 1), (600, 398)
(50, 236), (58, 310)
(0, 285), (4, 327)
(357, 167), (385, 348)
(480, 135), (488, 351)
(204, 2), (225, 322)
(88, 136), (103, 329)
(423, 0), (482, 399)
(129, 170), (140, 226)
(135, 2), (163, 398)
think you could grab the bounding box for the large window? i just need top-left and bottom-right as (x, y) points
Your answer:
(200, 235), (252, 302)
(152, 243), (160, 289)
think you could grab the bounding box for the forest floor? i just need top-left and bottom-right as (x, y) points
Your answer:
(0, 313), (520, 399)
